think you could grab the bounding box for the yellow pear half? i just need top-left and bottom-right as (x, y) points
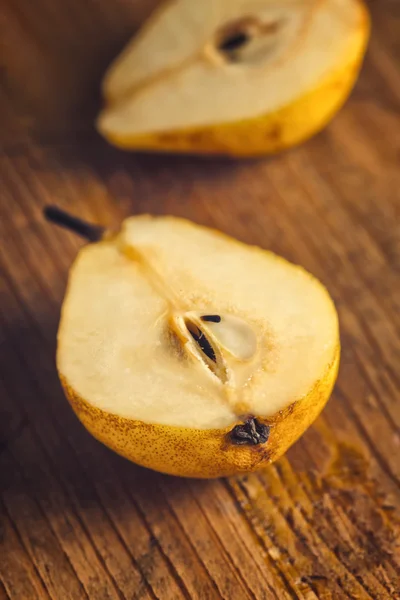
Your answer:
(52, 209), (340, 478)
(97, 0), (370, 157)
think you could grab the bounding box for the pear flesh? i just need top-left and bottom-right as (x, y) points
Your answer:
(98, 0), (370, 156)
(58, 216), (339, 477)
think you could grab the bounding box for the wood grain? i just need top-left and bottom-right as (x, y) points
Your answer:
(1, 0), (399, 598)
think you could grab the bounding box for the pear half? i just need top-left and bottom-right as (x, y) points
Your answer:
(97, 0), (370, 157)
(55, 211), (339, 478)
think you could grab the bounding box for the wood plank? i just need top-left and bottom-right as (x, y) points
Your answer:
(1, 0), (400, 598)
(0, 498), (48, 600)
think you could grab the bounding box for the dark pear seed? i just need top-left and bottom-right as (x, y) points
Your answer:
(201, 315), (221, 323)
(230, 417), (270, 446)
(219, 31), (251, 54)
(188, 327), (217, 363)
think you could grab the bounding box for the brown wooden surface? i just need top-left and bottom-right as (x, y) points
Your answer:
(1, 0), (400, 598)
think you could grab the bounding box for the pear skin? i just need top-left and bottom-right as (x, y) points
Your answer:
(61, 348), (338, 478)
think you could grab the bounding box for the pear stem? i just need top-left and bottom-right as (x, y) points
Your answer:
(43, 205), (105, 242)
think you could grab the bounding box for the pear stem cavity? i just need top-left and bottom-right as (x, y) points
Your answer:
(44, 205), (105, 242)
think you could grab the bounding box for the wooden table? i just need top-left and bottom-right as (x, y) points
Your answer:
(1, 0), (399, 598)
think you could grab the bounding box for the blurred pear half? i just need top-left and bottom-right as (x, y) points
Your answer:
(97, 0), (370, 156)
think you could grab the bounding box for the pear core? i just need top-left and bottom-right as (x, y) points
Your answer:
(58, 215), (339, 432)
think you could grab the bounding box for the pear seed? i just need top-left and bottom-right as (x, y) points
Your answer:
(218, 31), (251, 55)
(187, 323), (217, 363)
(201, 315), (221, 323)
